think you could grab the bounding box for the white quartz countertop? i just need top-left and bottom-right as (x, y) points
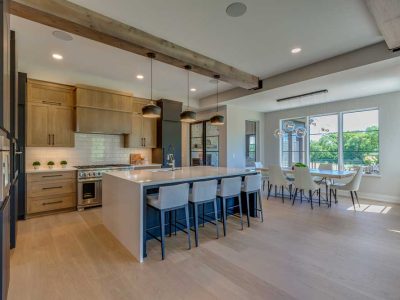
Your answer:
(130, 164), (162, 168)
(26, 167), (77, 173)
(104, 166), (256, 186)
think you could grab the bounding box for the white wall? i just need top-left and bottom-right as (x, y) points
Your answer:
(264, 91), (400, 203)
(227, 106), (265, 168)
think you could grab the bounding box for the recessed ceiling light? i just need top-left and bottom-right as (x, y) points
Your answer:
(52, 30), (73, 41)
(291, 47), (302, 54)
(52, 53), (63, 60)
(136, 74), (144, 79)
(226, 2), (247, 17)
(190, 88), (197, 92)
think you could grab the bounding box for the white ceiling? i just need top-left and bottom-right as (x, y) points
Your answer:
(227, 57), (400, 112)
(11, 0), (385, 109)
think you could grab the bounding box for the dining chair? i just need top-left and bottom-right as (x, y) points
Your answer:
(241, 174), (264, 227)
(189, 179), (219, 247)
(255, 161), (269, 191)
(146, 183), (191, 260)
(267, 165), (292, 203)
(217, 177), (244, 236)
(292, 167), (321, 209)
(330, 167), (363, 210)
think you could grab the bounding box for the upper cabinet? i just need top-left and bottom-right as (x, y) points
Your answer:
(26, 79), (75, 147)
(124, 98), (157, 148)
(75, 85), (132, 134)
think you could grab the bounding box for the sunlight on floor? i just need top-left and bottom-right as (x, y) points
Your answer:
(388, 229), (400, 234)
(347, 204), (392, 214)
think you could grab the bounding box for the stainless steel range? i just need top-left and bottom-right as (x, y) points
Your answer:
(75, 164), (133, 210)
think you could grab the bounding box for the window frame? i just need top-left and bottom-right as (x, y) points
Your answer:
(279, 107), (380, 173)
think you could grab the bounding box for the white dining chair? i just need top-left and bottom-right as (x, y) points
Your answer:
(255, 161), (269, 191)
(330, 167), (363, 210)
(147, 183), (191, 260)
(189, 180), (219, 247)
(292, 167), (321, 209)
(267, 165), (292, 203)
(217, 177), (244, 236)
(241, 174), (264, 227)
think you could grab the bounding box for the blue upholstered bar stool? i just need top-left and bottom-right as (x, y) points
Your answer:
(241, 174), (264, 227)
(189, 179), (219, 247)
(147, 183), (191, 260)
(217, 177), (244, 236)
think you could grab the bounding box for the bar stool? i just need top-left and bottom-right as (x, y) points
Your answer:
(189, 179), (219, 247)
(241, 174), (264, 227)
(146, 183), (191, 260)
(217, 177), (244, 236)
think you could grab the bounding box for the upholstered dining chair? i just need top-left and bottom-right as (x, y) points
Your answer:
(330, 167), (363, 210)
(292, 166), (321, 209)
(267, 165), (292, 203)
(255, 161), (269, 191)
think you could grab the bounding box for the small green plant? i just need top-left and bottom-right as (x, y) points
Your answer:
(47, 161), (55, 166)
(294, 162), (307, 168)
(32, 161), (41, 167)
(60, 160), (68, 165)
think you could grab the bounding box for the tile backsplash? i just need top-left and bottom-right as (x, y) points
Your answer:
(26, 133), (152, 168)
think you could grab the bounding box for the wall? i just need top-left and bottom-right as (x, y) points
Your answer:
(26, 133), (151, 168)
(226, 106), (265, 168)
(264, 91), (400, 203)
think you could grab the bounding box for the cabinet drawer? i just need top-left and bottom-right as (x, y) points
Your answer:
(27, 171), (76, 183)
(27, 194), (76, 214)
(27, 180), (76, 198)
(28, 80), (75, 107)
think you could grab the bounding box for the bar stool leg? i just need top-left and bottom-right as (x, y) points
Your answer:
(184, 205), (191, 250)
(160, 210), (166, 260)
(213, 199), (219, 239)
(267, 184), (272, 200)
(193, 203), (199, 247)
(245, 192), (250, 227)
(202, 203), (205, 227)
(257, 189), (264, 222)
(222, 197), (227, 236)
(168, 211), (172, 237)
(238, 195), (244, 230)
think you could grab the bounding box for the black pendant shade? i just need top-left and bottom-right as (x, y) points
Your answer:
(142, 52), (161, 118)
(210, 114), (224, 126)
(180, 65), (196, 123)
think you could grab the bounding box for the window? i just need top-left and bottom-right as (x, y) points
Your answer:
(343, 110), (379, 173)
(245, 121), (257, 167)
(309, 114), (339, 170)
(281, 118), (307, 168)
(279, 108), (380, 174)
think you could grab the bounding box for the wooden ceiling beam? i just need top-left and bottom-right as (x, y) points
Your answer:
(10, 0), (260, 89)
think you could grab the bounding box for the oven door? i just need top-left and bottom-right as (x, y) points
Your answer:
(78, 179), (101, 208)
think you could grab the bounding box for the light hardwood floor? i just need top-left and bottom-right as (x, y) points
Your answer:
(9, 195), (400, 300)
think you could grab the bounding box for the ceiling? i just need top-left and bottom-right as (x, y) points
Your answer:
(227, 56), (400, 112)
(11, 0), (385, 108)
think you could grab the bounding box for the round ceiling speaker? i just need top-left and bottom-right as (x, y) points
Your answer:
(226, 2), (247, 17)
(52, 30), (73, 41)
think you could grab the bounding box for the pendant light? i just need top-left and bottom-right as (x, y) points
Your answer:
(142, 53), (161, 118)
(210, 75), (224, 125)
(180, 65), (196, 123)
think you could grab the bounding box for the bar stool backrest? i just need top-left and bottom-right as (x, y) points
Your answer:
(220, 177), (242, 197)
(158, 183), (189, 210)
(243, 174), (262, 192)
(192, 180), (218, 203)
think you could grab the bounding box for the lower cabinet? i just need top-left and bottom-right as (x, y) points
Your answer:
(26, 171), (77, 217)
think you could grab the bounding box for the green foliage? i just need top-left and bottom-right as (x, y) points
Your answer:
(60, 160), (68, 165)
(294, 162), (307, 167)
(47, 161), (55, 166)
(32, 161), (40, 166)
(310, 125), (379, 166)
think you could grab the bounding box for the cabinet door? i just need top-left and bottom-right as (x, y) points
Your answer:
(124, 114), (143, 148)
(142, 118), (157, 148)
(26, 103), (51, 147)
(50, 106), (75, 147)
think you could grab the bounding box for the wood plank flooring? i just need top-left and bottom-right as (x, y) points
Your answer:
(8, 195), (400, 300)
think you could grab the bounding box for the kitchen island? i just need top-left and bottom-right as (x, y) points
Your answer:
(102, 166), (257, 262)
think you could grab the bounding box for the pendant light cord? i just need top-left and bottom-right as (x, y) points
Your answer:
(187, 68), (190, 109)
(150, 56), (153, 102)
(214, 74), (220, 113)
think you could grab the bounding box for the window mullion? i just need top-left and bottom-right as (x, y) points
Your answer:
(338, 112), (344, 171)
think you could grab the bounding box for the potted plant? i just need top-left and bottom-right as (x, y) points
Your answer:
(60, 160), (68, 168)
(32, 161), (41, 170)
(292, 162), (307, 170)
(47, 161), (55, 169)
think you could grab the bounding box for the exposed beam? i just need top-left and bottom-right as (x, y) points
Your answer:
(9, 0), (260, 89)
(365, 0), (400, 50)
(200, 42), (400, 108)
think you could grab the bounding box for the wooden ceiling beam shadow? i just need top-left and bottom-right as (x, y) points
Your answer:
(10, 0), (260, 89)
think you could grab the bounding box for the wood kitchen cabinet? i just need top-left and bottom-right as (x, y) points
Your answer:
(26, 79), (75, 147)
(124, 99), (157, 148)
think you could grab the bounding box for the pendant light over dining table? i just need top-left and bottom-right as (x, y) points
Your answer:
(180, 65), (197, 123)
(142, 52), (161, 118)
(210, 75), (225, 125)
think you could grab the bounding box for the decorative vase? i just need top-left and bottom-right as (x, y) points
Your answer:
(33, 165), (40, 170)
(61, 164), (67, 169)
(48, 165), (54, 169)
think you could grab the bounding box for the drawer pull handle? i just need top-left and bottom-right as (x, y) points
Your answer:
(42, 186), (63, 190)
(43, 200), (63, 206)
(42, 101), (61, 106)
(42, 175), (63, 178)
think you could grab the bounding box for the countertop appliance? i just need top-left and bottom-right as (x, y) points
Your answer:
(75, 164), (133, 210)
